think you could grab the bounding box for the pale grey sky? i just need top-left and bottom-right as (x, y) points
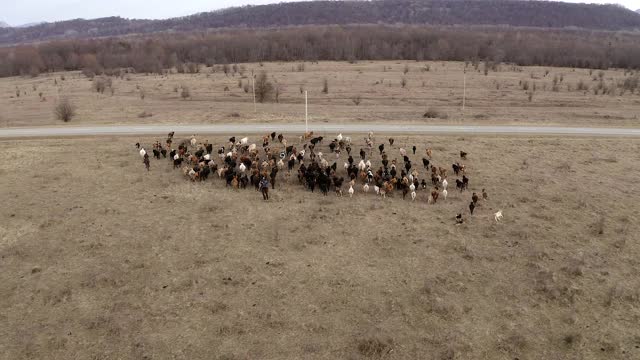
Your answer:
(3, 0), (639, 26)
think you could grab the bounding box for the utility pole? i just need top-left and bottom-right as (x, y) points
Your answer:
(252, 76), (256, 114)
(305, 90), (308, 133)
(462, 68), (466, 121)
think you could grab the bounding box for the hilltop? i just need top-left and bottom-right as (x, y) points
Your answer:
(1, 0), (639, 45)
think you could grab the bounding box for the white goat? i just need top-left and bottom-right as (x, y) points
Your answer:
(358, 160), (367, 171)
(139, 149), (146, 157)
(411, 191), (417, 201)
(442, 189), (448, 201)
(442, 179), (448, 190)
(240, 137), (248, 145)
(239, 163), (247, 173)
(337, 133), (343, 141)
(363, 183), (370, 193)
(348, 185), (354, 198)
(495, 210), (503, 222)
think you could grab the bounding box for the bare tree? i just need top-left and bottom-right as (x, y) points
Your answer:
(55, 98), (76, 122)
(255, 71), (274, 103)
(322, 78), (329, 94)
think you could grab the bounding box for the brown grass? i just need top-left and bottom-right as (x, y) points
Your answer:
(1, 61), (640, 127)
(0, 134), (639, 358)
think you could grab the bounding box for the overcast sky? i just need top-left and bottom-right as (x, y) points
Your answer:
(3, 0), (639, 26)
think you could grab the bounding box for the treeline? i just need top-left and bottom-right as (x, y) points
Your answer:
(2, 25), (640, 78)
(1, 0), (639, 45)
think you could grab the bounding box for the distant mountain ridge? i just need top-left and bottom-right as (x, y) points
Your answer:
(0, 21), (10, 28)
(1, 0), (640, 45)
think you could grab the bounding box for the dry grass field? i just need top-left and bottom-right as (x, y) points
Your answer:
(1, 133), (640, 359)
(1, 61), (639, 128)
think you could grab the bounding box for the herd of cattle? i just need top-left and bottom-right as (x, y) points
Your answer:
(136, 131), (503, 223)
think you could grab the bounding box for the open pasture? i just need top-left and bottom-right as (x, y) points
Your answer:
(1, 133), (639, 359)
(1, 61), (639, 128)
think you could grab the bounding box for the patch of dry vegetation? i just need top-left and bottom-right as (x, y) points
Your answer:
(1, 61), (639, 127)
(0, 135), (639, 358)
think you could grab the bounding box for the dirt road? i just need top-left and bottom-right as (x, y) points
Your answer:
(1, 123), (640, 138)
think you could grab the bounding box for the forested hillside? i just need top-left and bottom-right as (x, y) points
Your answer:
(1, 0), (639, 45)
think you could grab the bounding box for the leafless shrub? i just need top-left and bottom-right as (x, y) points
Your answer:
(297, 63), (305, 72)
(357, 337), (393, 357)
(93, 76), (112, 93)
(622, 75), (639, 93)
(521, 80), (529, 91)
(54, 97), (76, 122)
(139, 89), (145, 100)
(322, 78), (329, 94)
(229, 112), (241, 118)
(274, 82), (283, 103)
(576, 79), (589, 91)
(243, 84), (250, 93)
(423, 107), (446, 119)
(403, 64), (409, 74)
(181, 86), (190, 99)
(238, 79), (242, 88)
(351, 95), (362, 105)
(562, 333), (582, 347)
(400, 77), (407, 88)
(82, 69), (96, 79)
(137, 111), (153, 118)
(255, 71), (274, 102)
(591, 216), (605, 235)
